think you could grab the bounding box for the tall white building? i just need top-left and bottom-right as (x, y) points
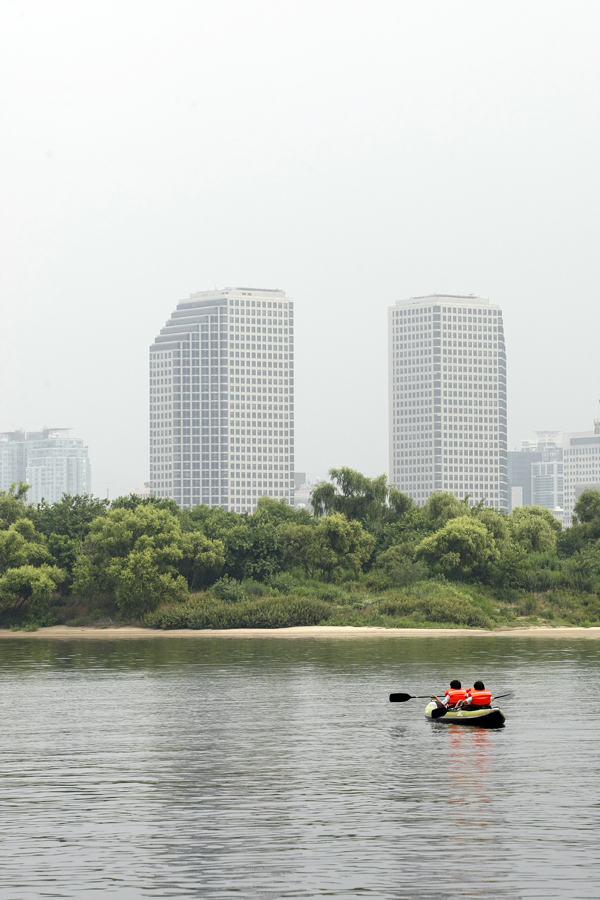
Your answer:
(388, 294), (508, 509)
(562, 414), (600, 525)
(0, 429), (90, 504)
(150, 287), (295, 511)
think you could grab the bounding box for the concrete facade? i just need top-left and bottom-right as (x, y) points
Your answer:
(562, 423), (600, 524)
(150, 287), (295, 511)
(388, 294), (508, 509)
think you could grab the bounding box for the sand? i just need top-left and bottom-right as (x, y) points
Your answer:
(1, 625), (600, 640)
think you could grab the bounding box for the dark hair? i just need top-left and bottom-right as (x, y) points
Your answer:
(450, 679), (461, 689)
(473, 680), (485, 690)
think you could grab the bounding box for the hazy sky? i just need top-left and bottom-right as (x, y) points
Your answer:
(1, 1), (599, 498)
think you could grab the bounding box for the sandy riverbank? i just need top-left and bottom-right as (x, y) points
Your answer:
(1, 625), (600, 640)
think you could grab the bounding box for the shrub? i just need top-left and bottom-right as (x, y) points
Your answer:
(377, 594), (492, 629)
(268, 573), (299, 594)
(145, 595), (332, 629)
(374, 543), (429, 587)
(211, 576), (247, 603)
(240, 578), (271, 598)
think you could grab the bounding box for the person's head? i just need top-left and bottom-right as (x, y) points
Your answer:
(473, 680), (485, 690)
(450, 679), (462, 689)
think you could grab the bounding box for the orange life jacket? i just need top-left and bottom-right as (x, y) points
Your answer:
(467, 689), (492, 707)
(445, 688), (467, 705)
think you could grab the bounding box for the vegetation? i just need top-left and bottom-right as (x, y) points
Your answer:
(1, 474), (600, 631)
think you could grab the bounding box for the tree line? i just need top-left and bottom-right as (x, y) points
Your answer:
(1, 469), (599, 629)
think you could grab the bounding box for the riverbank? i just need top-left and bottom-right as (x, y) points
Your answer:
(2, 625), (600, 639)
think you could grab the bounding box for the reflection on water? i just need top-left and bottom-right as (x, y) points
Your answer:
(0, 635), (599, 898)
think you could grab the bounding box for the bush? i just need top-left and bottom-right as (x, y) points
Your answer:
(268, 573), (299, 594)
(240, 578), (271, 598)
(377, 584), (493, 629)
(145, 595), (332, 629)
(211, 576), (247, 603)
(374, 543), (429, 587)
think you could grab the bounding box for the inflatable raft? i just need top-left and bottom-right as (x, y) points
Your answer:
(424, 701), (505, 727)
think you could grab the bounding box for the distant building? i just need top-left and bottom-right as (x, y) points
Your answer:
(150, 287), (295, 511)
(0, 429), (90, 504)
(508, 445), (542, 508)
(508, 432), (563, 513)
(562, 412), (600, 525)
(294, 479), (315, 510)
(389, 294), (508, 509)
(130, 482), (152, 500)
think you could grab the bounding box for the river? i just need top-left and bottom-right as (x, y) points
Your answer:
(0, 634), (599, 899)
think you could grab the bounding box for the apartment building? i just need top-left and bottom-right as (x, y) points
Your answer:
(0, 428), (90, 504)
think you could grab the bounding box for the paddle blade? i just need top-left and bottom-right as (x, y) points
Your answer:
(389, 693), (412, 703)
(430, 706), (448, 719)
(492, 691), (514, 702)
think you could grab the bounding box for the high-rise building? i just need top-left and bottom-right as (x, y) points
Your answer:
(0, 428), (90, 504)
(388, 294), (508, 509)
(150, 287), (295, 511)
(562, 412), (600, 525)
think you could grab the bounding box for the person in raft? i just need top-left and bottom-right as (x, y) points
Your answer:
(431, 680), (467, 709)
(464, 681), (493, 709)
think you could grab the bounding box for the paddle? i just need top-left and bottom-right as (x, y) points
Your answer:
(389, 693), (436, 703)
(430, 691), (514, 719)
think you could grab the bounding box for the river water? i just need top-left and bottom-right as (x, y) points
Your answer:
(1, 634), (599, 899)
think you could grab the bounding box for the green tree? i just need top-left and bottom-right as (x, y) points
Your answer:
(107, 548), (189, 618)
(253, 495), (311, 524)
(221, 521), (283, 581)
(83, 505), (183, 569)
(73, 504), (224, 608)
(27, 494), (110, 545)
(0, 522), (50, 574)
(416, 516), (499, 579)
(510, 506), (560, 553)
(110, 494), (180, 515)
(311, 467), (412, 532)
(374, 542), (428, 587)
(489, 544), (531, 591)
(0, 528), (30, 573)
(573, 489), (600, 542)
(377, 507), (435, 553)
(0, 564), (65, 620)
(0, 483), (30, 530)
(47, 534), (80, 586)
(472, 507), (510, 545)
(307, 513), (375, 582)
(423, 492), (468, 529)
(179, 531), (225, 589)
(279, 523), (317, 578)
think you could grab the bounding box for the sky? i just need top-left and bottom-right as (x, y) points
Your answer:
(1, 0), (599, 498)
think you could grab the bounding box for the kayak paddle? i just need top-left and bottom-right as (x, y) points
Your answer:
(389, 692), (436, 702)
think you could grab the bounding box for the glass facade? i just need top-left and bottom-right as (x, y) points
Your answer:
(150, 288), (295, 511)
